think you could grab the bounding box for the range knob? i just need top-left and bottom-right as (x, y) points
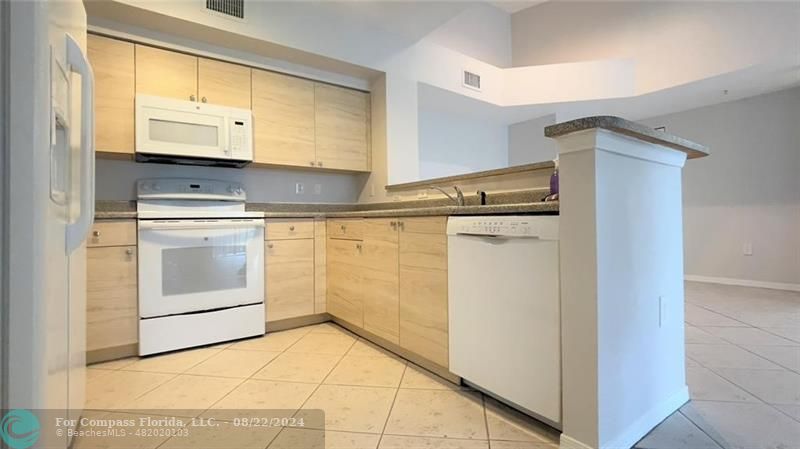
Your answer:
(235, 187), (243, 195)
(227, 185), (235, 193)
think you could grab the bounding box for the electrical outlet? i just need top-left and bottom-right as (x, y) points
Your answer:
(313, 184), (322, 195)
(743, 242), (753, 256)
(295, 182), (304, 195)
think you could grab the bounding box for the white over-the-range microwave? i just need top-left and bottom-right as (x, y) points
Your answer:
(135, 94), (253, 168)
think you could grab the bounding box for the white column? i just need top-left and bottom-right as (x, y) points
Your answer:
(554, 128), (691, 449)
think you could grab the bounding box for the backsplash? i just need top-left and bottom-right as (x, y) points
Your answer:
(95, 158), (363, 203)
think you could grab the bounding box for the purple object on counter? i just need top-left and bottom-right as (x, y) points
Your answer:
(549, 160), (559, 195)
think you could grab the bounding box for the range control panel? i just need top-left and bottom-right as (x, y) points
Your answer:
(137, 178), (246, 201)
(446, 216), (559, 240)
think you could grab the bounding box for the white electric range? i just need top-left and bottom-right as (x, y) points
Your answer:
(136, 178), (265, 355)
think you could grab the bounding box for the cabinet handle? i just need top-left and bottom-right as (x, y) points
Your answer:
(317, 161), (323, 167)
(399, 221), (405, 230)
(190, 94), (196, 102)
(267, 243), (274, 249)
(356, 243), (362, 251)
(289, 225), (295, 231)
(340, 224), (346, 231)
(125, 248), (133, 255)
(390, 221), (397, 228)
(201, 96), (207, 103)
(309, 161), (315, 166)
(92, 230), (101, 237)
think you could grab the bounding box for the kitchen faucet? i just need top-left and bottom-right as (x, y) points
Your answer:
(429, 185), (465, 206)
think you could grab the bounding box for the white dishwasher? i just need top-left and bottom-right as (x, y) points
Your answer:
(448, 215), (561, 425)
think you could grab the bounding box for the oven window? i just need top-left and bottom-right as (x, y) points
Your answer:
(162, 245), (247, 296)
(149, 118), (219, 147)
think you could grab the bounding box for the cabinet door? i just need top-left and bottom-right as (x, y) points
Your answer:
(314, 84), (370, 171)
(252, 70), (316, 167)
(198, 57), (251, 109)
(327, 238), (363, 327)
(88, 35), (135, 155)
(135, 45), (197, 101)
(87, 246), (138, 352)
(361, 219), (399, 344)
(399, 221), (449, 367)
(265, 239), (315, 322)
(314, 220), (327, 313)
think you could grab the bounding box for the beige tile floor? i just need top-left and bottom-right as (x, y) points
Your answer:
(637, 281), (800, 449)
(84, 322), (558, 449)
(83, 282), (799, 449)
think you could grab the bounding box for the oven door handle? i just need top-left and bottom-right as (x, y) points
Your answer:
(138, 220), (265, 231)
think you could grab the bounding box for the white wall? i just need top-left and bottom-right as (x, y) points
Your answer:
(95, 159), (362, 203)
(418, 108), (508, 180)
(508, 113), (557, 165)
(643, 87), (800, 286)
(424, 3), (512, 68)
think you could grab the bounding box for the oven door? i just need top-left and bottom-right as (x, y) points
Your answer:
(138, 219), (264, 318)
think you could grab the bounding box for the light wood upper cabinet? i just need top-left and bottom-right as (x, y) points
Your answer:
(361, 219), (400, 344)
(315, 84), (370, 171)
(252, 69), (316, 167)
(265, 239), (315, 322)
(88, 34), (135, 155)
(135, 45), (197, 101)
(398, 218), (449, 368)
(327, 237), (364, 327)
(198, 58), (251, 109)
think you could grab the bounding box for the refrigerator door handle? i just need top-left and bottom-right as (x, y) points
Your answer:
(65, 33), (95, 252)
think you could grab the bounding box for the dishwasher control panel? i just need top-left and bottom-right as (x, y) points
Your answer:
(446, 216), (559, 240)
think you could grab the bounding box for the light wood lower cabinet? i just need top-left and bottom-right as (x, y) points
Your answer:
(399, 228), (449, 367)
(326, 216), (449, 368)
(314, 220), (327, 313)
(361, 219), (399, 344)
(265, 238), (315, 322)
(86, 221), (138, 353)
(327, 237), (364, 327)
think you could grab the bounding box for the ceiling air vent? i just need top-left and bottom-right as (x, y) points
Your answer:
(462, 70), (481, 92)
(206, 0), (244, 19)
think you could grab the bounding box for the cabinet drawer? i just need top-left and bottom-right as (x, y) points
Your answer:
(265, 219), (314, 240)
(399, 216), (447, 234)
(88, 221), (137, 247)
(327, 219), (363, 240)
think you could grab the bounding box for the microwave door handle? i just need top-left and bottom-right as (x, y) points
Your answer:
(65, 33), (95, 253)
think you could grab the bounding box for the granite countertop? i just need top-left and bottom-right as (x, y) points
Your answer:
(95, 189), (559, 219)
(544, 115), (710, 159)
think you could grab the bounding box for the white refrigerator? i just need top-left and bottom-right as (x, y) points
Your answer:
(5, 0), (94, 445)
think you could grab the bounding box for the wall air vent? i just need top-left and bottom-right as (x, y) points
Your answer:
(462, 70), (481, 92)
(206, 0), (244, 20)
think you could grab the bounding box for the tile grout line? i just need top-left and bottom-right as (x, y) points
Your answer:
(482, 393), (492, 449)
(376, 363), (408, 449)
(676, 409), (726, 449)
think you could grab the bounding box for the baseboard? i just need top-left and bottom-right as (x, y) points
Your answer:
(331, 317), (460, 384)
(560, 433), (595, 449)
(685, 275), (800, 292)
(87, 343), (138, 364)
(602, 386), (689, 449)
(266, 313), (330, 332)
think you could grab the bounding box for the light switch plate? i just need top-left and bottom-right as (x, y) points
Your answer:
(295, 182), (304, 195)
